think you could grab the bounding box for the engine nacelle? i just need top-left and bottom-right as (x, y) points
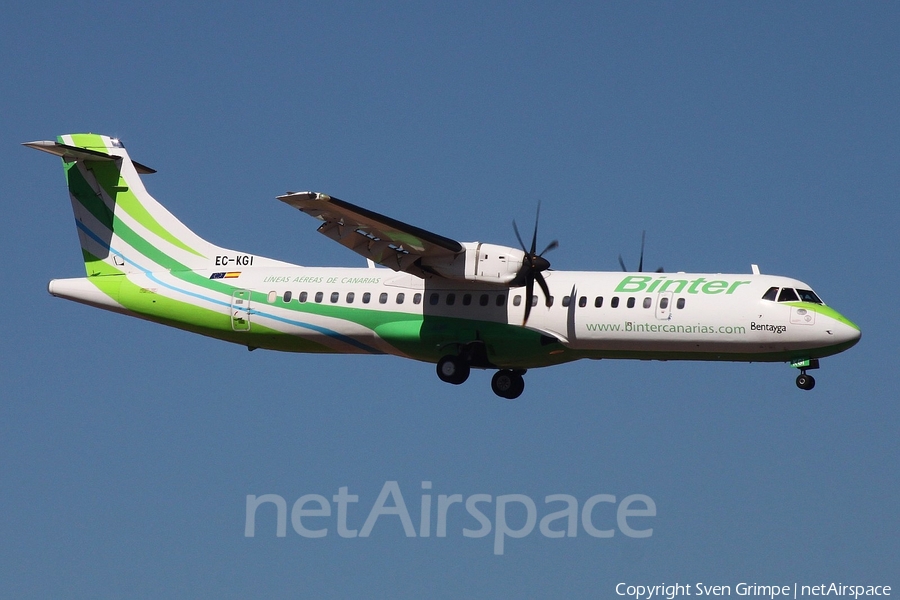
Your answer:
(420, 242), (525, 285)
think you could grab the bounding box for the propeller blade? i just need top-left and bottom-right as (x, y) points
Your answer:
(530, 202), (541, 255)
(522, 276), (535, 325)
(512, 220), (527, 253)
(638, 231), (646, 273)
(540, 239), (559, 256)
(618, 255), (627, 272)
(535, 270), (551, 303)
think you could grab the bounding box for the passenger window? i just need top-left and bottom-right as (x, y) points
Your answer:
(396, 293), (405, 304)
(462, 293), (472, 306)
(659, 297), (668, 309)
(429, 293), (439, 306)
(513, 295), (522, 306)
(315, 291), (323, 303)
(611, 297), (619, 308)
(676, 298), (685, 309)
(267, 291), (277, 303)
(643, 297), (652, 309)
(579, 296), (587, 308)
(346, 292), (355, 303)
(778, 288), (800, 302)
(283, 291), (292, 303)
(479, 294), (489, 306)
(363, 292), (371, 304)
(413, 293), (422, 305)
(797, 289), (823, 304)
(379, 292), (388, 304)
(531, 295), (538, 307)
(594, 296), (603, 308)
(762, 287), (779, 301)
(298, 291), (308, 303)
(446, 293), (456, 306)
(546, 296), (554, 307)
(626, 297), (635, 308)
(496, 294), (505, 306)
(562, 296), (571, 307)
(330, 292), (339, 303)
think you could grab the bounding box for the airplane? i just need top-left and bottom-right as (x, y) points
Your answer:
(25, 133), (861, 399)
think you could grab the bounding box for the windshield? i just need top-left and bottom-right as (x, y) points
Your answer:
(761, 287), (825, 305)
(796, 289), (824, 304)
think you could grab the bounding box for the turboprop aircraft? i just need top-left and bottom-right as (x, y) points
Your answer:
(26, 134), (860, 398)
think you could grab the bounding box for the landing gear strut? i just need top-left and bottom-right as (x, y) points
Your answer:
(491, 370), (525, 399)
(436, 355), (470, 385)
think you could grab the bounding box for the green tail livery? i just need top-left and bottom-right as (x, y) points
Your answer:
(26, 134), (860, 397)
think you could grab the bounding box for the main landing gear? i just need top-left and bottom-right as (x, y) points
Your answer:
(491, 370), (526, 400)
(436, 355), (526, 399)
(436, 355), (470, 385)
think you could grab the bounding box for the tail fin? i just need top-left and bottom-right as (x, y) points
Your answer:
(25, 133), (213, 276)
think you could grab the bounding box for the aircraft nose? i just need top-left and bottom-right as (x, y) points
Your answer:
(828, 312), (861, 348)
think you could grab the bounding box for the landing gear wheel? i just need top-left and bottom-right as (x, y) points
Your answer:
(796, 373), (816, 390)
(491, 370), (525, 399)
(436, 356), (470, 385)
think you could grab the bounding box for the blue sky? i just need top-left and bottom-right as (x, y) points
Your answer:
(2, 2), (897, 597)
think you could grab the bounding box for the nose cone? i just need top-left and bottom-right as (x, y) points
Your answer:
(825, 308), (861, 350)
(839, 319), (862, 347)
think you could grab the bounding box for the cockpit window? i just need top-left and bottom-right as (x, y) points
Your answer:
(796, 289), (823, 304)
(762, 287), (778, 301)
(777, 288), (800, 302)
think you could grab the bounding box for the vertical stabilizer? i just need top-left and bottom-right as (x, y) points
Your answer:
(25, 134), (213, 277)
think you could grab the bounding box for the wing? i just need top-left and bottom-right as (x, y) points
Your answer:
(277, 192), (463, 276)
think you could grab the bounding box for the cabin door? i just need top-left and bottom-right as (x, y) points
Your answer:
(656, 292), (673, 320)
(231, 289), (252, 331)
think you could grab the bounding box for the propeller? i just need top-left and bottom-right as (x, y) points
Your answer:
(618, 230), (663, 273)
(511, 203), (558, 325)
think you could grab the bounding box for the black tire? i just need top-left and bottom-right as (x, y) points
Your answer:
(796, 374), (815, 390)
(491, 370), (525, 399)
(436, 356), (469, 385)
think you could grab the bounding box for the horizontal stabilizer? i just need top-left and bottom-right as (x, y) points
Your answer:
(23, 140), (157, 174)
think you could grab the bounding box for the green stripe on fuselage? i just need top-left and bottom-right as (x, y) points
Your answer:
(785, 302), (860, 331)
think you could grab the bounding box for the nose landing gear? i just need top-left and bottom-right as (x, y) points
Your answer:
(796, 373), (816, 390)
(792, 358), (819, 390)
